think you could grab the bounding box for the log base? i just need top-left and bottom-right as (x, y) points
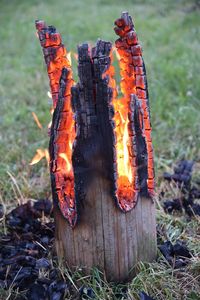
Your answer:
(54, 176), (156, 282)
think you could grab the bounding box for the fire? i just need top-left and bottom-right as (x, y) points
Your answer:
(114, 11), (155, 199)
(59, 153), (72, 173)
(35, 20), (76, 225)
(66, 52), (72, 66)
(104, 50), (137, 210)
(34, 14), (154, 224)
(114, 103), (132, 182)
(30, 112), (49, 166)
(47, 91), (52, 98)
(30, 148), (49, 165)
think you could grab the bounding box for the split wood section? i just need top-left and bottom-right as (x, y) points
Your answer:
(54, 183), (156, 282)
(35, 12), (157, 282)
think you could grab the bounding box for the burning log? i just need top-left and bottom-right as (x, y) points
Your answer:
(35, 12), (156, 282)
(35, 20), (76, 226)
(114, 11), (155, 201)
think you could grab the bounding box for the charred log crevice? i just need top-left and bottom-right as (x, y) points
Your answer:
(35, 12), (155, 227)
(71, 40), (116, 220)
(35, 21), (76, 226)
(35, 20), (73, 108)
(114, 12), (155, 199)
(49, 68), (77, 227)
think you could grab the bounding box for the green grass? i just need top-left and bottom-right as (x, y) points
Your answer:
(0, 0), (200, 203)
(0, 0), (200, 299)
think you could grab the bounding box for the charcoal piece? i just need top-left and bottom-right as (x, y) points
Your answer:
(49, 269), (60, 280)
(49, 292), (63, 300)
(48, 280), (68, 300)
(173, 258), (188, 269)
(27, 283), (48, 300)
(173, 241), (191, 258)
(182, 196), (200, 217)
(6, 216), (22, 227)
(10, 267), (37, 290)
(188, 203), (200, 216)
(17, 256), (36, 267)
(163, 172), (190, 185)
(40, 236), (50, 245)
(0, 280), (6, 289)
(0, 199), (57, 295)
(36, 258), (50, 270)
(163, 160), (194, 190)
(158, 241), (173, 263)
(0, 204), (4, 219)
(33, 199), (53, 216)
(159, 240), (192, 269)
(174, 160), (194, 175)
(139, 291), (155, 300)
(163, 199), (182, 213)
(79, 285), (95, 299)
(189, 187), (200, 199)
(1, 245), (19, 260)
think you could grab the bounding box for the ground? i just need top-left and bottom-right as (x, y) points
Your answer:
(0, 0), (200, 299)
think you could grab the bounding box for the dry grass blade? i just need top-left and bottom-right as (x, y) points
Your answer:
(32, 111), (43, 129)
(6, 171), (25, 205)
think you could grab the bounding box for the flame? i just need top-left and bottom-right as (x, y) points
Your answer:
(30, 148), (49, 165)
(113, 99), (133, 184)
(59, 153), (71, 173)
(47, 91), (52, 98)
(104, 49), (136, 209)
(35, 21), (77, 225)
(66, 52), (72, 66)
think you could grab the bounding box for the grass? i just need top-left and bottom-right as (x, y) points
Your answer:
(0, 0), (200, 299)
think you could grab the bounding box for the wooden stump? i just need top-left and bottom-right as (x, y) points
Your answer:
(54, 176), (156, 282)
(35, 12), (157, 282)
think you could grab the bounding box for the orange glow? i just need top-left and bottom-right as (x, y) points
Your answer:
(113, 13), (155, 197)
(30, 148), (49, 165)
(35, 20), (76, 225)
(35, 17), (154, 223)
(66, 52), (72, 66)
(104, 50), (137, 210)
(59, 153), (71, 173)
(47, 91), (52, 98)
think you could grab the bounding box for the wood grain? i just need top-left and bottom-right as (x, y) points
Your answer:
(54, 175), (156, 282)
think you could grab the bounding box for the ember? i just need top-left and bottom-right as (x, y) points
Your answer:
(113, 12), (155, 210)
(35, 20), (76, 226)
(162, 160), (200, 217)
(35, 12), (155, 227)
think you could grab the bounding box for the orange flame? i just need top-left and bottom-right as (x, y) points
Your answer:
(104, 50), (136, 209)
(66, 52), (72, 66)
(47, 91), (52, 99)
(59, 153), (71, 173)
(30, 148), (49, 165)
